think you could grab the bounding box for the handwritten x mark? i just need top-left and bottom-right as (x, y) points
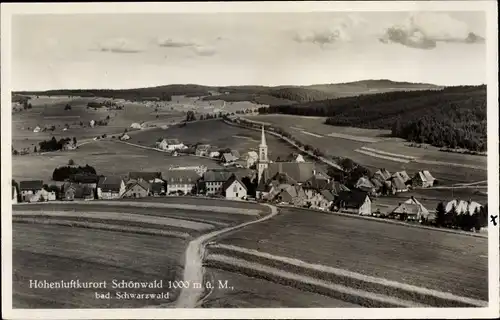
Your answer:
(490, 215), (498, 226)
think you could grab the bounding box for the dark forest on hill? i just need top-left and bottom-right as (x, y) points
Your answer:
(258, 86), (487, 151)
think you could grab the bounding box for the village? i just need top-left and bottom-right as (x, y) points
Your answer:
(12, 125), (488, 232)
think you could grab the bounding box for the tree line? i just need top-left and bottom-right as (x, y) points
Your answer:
(258, 86), (486, 151)
(38, 137), (77, 152)
(433, 202), (488, 231)
(52, 164), (97, 181)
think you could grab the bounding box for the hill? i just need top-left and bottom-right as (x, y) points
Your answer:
(258, 85), (486, 152)
(14, 80), (440, 106)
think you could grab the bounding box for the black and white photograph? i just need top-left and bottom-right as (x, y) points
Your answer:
(1, 1), (498, 319)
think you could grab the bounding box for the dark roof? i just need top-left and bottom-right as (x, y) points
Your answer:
(128, 172), (162, 181)
(330, 181), (350, 196)
(203, 170), (233, 182)
(222, 153), (237, 162)
(390, 176), (407, 190)
(69, 174), (100, 184)
(374, 168), (391, 181)
(230, 150), (240, 158)
(267, 162), (316, 183)
(75, 185), (94, 198)
(151, 182), (165, 193)
(19, 180), (43, 191)
(98, 176), (123, 192)
(303, 174), (330, 190)
(320, 189), (335, 202)
(163, 170), (200, 184)
(222, 174), (247, 192)
(337, 190), (369, 208)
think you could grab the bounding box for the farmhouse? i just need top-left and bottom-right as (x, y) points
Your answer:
(445, 199), (482, 215)
(274, 184), (307, 206)
(30, 188), (57, 202)
(412, 170), (436, 188)
(203, 170), (234, 195)
(195, 144), (211, 157)
(230, 150), (240, 159)
(62, 183), (95, 201)
(120, 134), (131, 141)
(336, 190), (371, 215)
(221, 153), (238, 165)
(33, 126), (41, 133)
(19, 180), (43, 202)
(69, 174), (100, 189)
(130, 122), (142, 129)
(97, 176), (126, 199)
(391, 197), (430, 221)
(209, 151), (220, 158)
(387, 175), (408, 193)
(164, 169), (199, 195)
(355, 177), (376, 195)
(122, 180), (150, 198)
(221, 174), (247, 200)
(374, 168), (391, 182)
(308, 189), (335, 211)
(158, 138), (186, 151)
(393, 171), (411, 184)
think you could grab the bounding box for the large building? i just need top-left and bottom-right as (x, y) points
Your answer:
(257, 126), (269, 184)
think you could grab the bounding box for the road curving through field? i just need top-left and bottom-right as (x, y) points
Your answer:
(175, 203), (278, 308)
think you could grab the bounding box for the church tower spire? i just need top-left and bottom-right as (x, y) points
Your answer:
(257, 125), (269, 184)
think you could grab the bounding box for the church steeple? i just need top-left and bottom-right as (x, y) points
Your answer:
(260, 125), (267, 147)
(257, 125), (269, 185)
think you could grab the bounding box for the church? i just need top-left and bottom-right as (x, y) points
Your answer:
(255, 126), (327, 200)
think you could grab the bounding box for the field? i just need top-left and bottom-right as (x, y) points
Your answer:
(201, 268), (359, 308)
(244, 114), (487, 184)
(129, 119), (298, 161)
(12, 200), (266, 308)
(12, 140), (222, 182)
(217, 207), (488, 301)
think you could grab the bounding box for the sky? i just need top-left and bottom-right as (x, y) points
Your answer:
(11, 11), (487, 91)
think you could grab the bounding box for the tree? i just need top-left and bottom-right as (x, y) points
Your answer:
(106, 115), (110, 120)
(34, 146), (37, 153)
(68, 159), (75, 166)
(73, 137), (77, 145)
(64, 104), (72, 110)
(435, 202), (446, 227)
(13, 149), (19, 156)
(186, 110), (196, 122)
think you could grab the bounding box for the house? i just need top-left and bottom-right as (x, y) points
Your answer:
(336, 191), (371, 215)
(209, 151), (220, 158)
(158, 138), (186, 151)
(262, 162), (317, 185)
(164, 169), (200, 195)
(221, 153), (238, 165)
(89, 120), (95, 128)
(69, 174), (100, 189)
(195, 144), (211, 157)
(120, 134), (130, 141)
(33, 126), (41, 133)
(230, 150), (241, 159)
(122, 180), (150, 198)
(130, 122), (142, 129)
(308, 189), (335, 210)
(355, 177), (376, 194)
(128, 172), (163, 183)
(374, 168), (391, 182)
(274, 184), (307, 206)
(412, 170), (436, 188)
(302, 173), (331, 200)
(63, 183), (95, 201)
(243, 151), (259, 168)
(97, 176), (126, 199)
(393, 171), (411, 184)
(388, 175), (408, 193)
(329, 181), (350, 197)
(203, 170), (234, 195)
(370, 178), (384, 192)
(19, 180), (44, 202)
(30, 188), (57, 202)
(445, 199), (482, 215)
(221, 174), (247, 200)
(150, 182), (166, 196)
(12, 186), (18, 204)
(391, 197), (430, 221)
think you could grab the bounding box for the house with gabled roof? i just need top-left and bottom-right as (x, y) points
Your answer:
(391, 197), (430, 221)
(393, 171), (411, 183)
(164, 169), (199, 195)
(412, 170), (436, 188)
(221, 153), (238, 165)
(97, 176), (125, 199)
(374, 168), (391, 182)
(336, 190), (371, 215)
(388, 175), (408, 193)
(19, 180), (44, 202)
(329, 181), (350, 197)
(243, 151), (259, 168)
(122, 180), (150, 198)
(221, 174), (247, 200)
(274, 184), (307, 206)
(157, 138), (186, 151)
(150, 182), (166, 196)
(445, 199), (482, 216)
(128, 172), (163, 183)
(355, 177), (376, 195)
(308, 189), (335, 211)
(62, 182), (95, 201)
(195, 144), (211, 157)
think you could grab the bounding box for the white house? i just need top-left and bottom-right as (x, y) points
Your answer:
(33, 126), (41, 133)
(12, 186), (18, 204)
(168, 165), (207, 176)
(130, 122), (142, 129)
(209, 151), (220, 158)
(19, 180), (44, 202)
(89, 120), (95, 128)
(157, 138), (186, 151)
(222, 174), (247, 200)
(164, 170), (199, 195)
(120, 134), (130, 141)
(97, 176), (126, 199)
(203, 170), (234, 195)
(30, 189), (57, 202)
(445, 199), (482, 215)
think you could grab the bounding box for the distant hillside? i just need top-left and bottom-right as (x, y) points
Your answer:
(14, 79), (440, 105)
(258, 85), (486, 152)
